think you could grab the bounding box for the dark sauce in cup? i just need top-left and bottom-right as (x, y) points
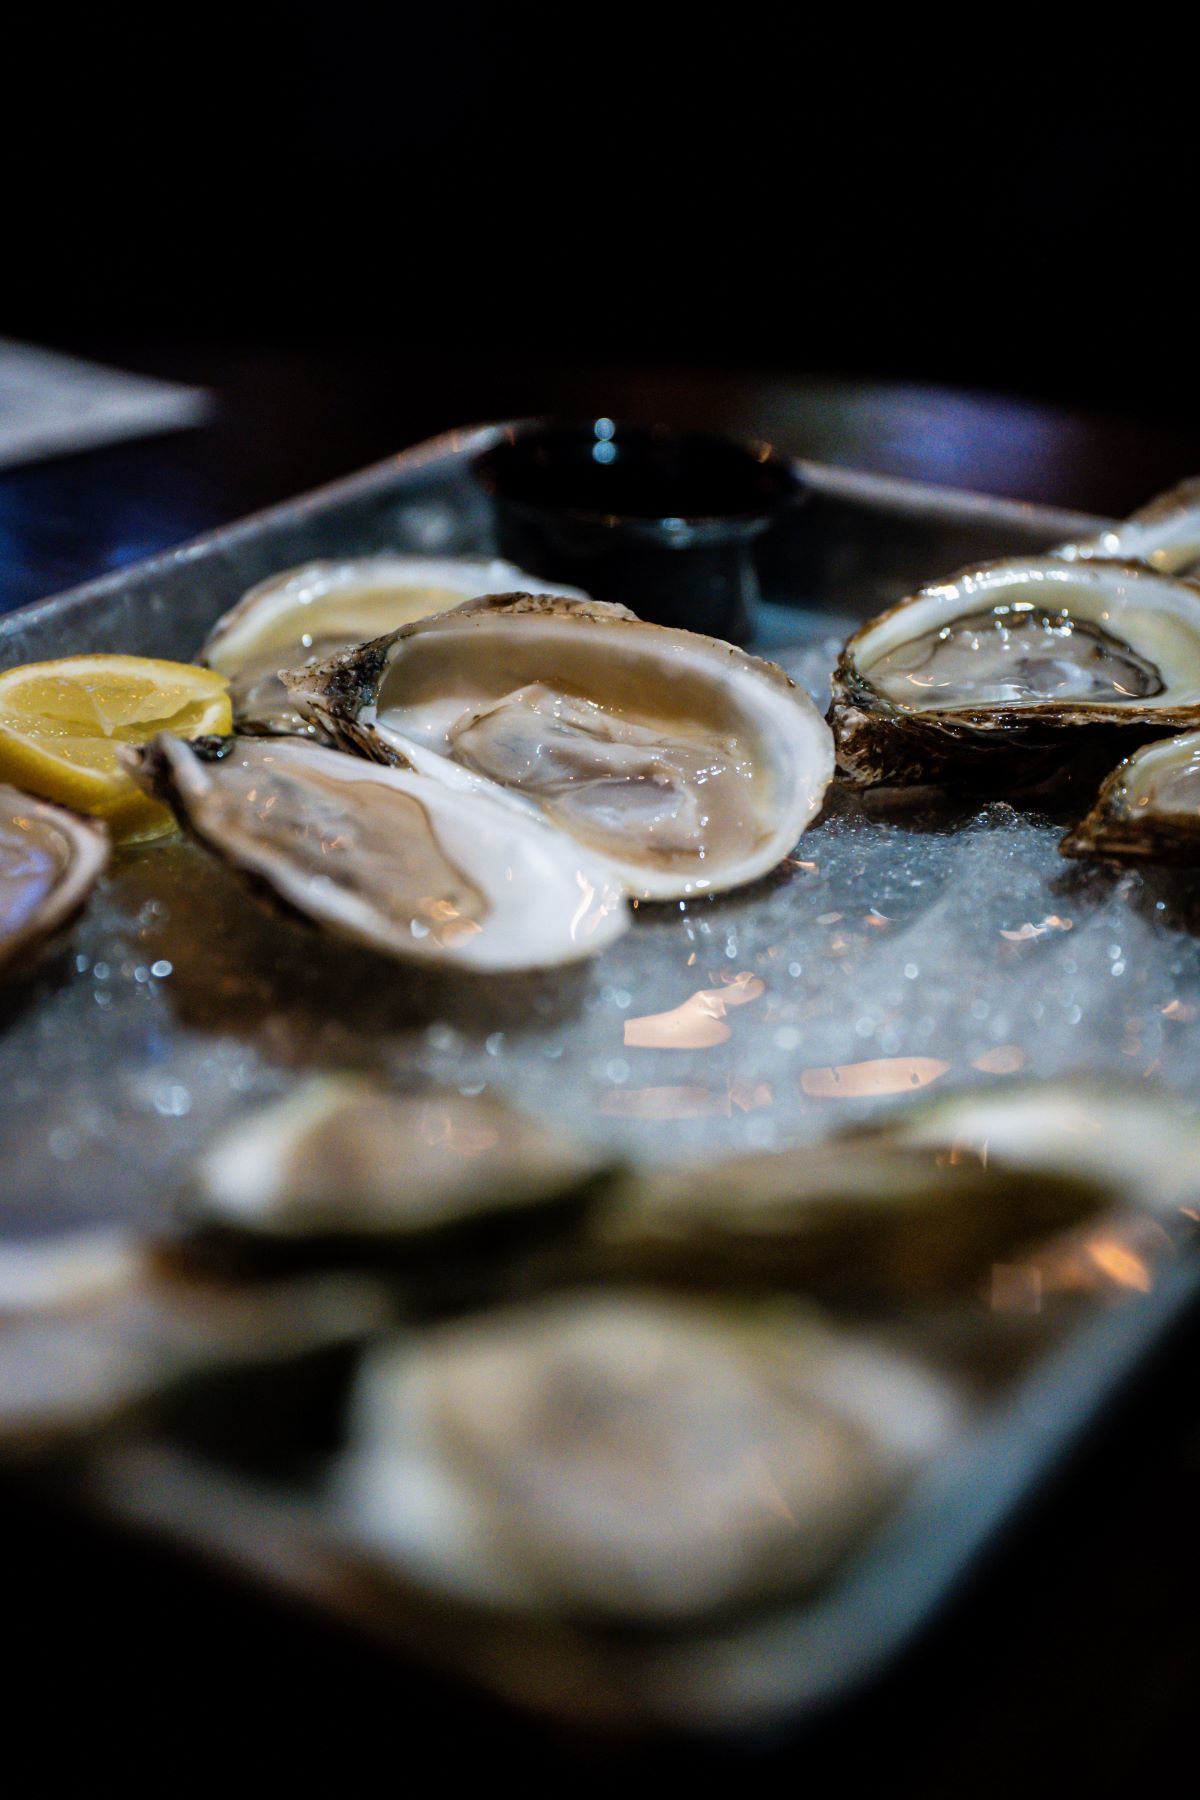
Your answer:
(473, 419), (804, 641)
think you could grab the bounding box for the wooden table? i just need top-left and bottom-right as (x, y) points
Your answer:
(3, 349), (1198, 1792)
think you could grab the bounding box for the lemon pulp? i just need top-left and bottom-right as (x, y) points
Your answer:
(0, 655), (232, 842)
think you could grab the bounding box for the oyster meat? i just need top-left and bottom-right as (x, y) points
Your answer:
(199, 556), (589, 739)
(0, 784), (109, 977)
(130, 734), (629, 971)
(1056, 476), (1200, 578)
(829, 557), (1200, 789)
(335, 1292), (961, 1624)
(288, 594), (834, 900)
(192, 1077), (603, 1243)
(1061, 729), (1200, 864)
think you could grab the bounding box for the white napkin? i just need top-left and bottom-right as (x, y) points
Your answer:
(0, 339), (213, 470)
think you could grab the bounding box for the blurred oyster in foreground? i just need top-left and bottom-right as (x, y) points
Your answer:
(336, 1292), (961, 1624)
(0, 785), (108, 977)
(287, 595), (833, 900)
(883, 1081), (1200, 1218)
(586, 1138), (1101, 1300)
(1055, 476), (1200, 578)
(829, 558), (1200, 790)
(192, 1077), (603, 1243)
(1060, 729), (1200, 865)
(199, 556), (589, 739)
(0, 1228), (388, 1453)
(129, 734), (629, 971)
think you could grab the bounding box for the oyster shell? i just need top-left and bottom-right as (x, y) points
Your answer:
(1056, 476), (1200, 578)
(335, 1292), (961, 1624)
(192, 1077), (603, 1243)
(287, 594), (834, 900)
(0, 785), (109, 977)
(585, 1136), (1101, 1299)
(829, 557), (1200, 789)
(199, 556), (589, 739)
(129, 734), (629, 971)
(1060, 729), (1200, 864)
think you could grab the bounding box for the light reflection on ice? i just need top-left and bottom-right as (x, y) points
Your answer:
(623, 972), (765, 1050)
(800, 1057), (950, 1099)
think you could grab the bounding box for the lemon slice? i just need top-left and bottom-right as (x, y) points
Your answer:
(0, 655), (232, 842)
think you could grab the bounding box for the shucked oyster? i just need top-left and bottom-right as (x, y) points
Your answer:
(287, 594), (834, 900)
(130, 734), (628, 971)
(883, 1080), (1200, 1218)
(192, 1077), (602, 1243)
(830, 557), (1200, 789)
(0, 784), (108, 977)
(336, 1291), (961, 1624)
(0, 1227), (388, 1453)
(586, 1136), (1100, 1300)
(1061, 729), (1200, 865)
(199, 557), (589, 739)
(1056, 476), (1200, 578)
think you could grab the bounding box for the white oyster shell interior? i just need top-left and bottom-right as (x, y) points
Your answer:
(1103, 729), (1200, 822)
(1056, 477), (1200, 578)
(200, 555), (589, 736)
(143, 736), (629, 972)
(0, 785), (109, 974)
(853, 560), (1200, 714)
(300, 600), (834, 901)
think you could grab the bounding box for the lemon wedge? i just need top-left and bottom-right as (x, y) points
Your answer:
(0, 655), (232, 842)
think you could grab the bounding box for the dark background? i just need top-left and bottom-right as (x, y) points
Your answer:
(6, 10), (1196, 424)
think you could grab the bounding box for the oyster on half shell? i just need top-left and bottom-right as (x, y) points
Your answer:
(286, 594), (834, 900)
(335, 1291), (961, 1625)
(1056, 476), (1200, 578)
(585, 1135), (1100, 1300)
(0, 785), (109, 977)
(0, 1227), (389, 1453)
(129, 734), (629, 971)
(1061, 728), (1200, 865)
(191, 1077), (604, 1245)
(829, 557), (1200, 789)
(199, 556), (589, 739)
(881, 1080), (1200, 1218)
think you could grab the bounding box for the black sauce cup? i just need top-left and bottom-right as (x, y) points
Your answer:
(472, 419), (805, 642)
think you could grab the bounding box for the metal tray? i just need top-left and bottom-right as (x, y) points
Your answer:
(4, 424), (1198, 1736)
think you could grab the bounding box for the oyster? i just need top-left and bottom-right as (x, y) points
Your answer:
(199, 556), (589, 739)
(1056, 476), (1200, 577)
(1061, 728), (1200, 864)
(287, 594), (834, 900)
(883, 1081), (1200, 1218)
(130, 734), (629, 971)
(0, 785), (109, 977)
(335, 1292), (961, 1624)
(586, 1136), (1100, 1299)
(192, 1077), (603, 1243)
(0, 1227), (388, 1453)
(830, 557), (1200, 789)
